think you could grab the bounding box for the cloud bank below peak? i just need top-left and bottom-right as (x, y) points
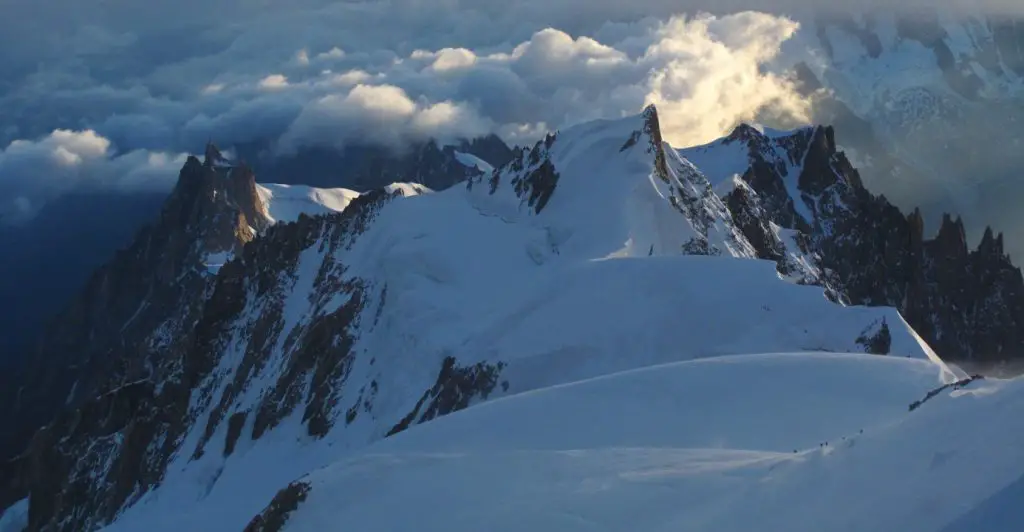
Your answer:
(0, 2), (831, 223)
(0, 7), (812, 154)
(9, 0), (1023, 224)
(0, 130), (187, 224)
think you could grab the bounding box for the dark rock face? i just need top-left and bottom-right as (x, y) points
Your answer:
(235, 135), (514, 192)
(243, 481), (311, 532)
(0, 132), (517, 530)
(1, 176), (420, 530)
(224, 411), (249, 457)
(1, 146), (270, 465)
(857, 319), (892, 355)
(473, 132), (560, 214)
(386, 357), (507, 438)
(717, 125), (1024, 363)
(0, 145), (276, 530)
(803, 14), (1024, 263)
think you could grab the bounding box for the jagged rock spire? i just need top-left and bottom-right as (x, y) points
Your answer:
(204, 141), (226, 167)
(642, 104), (670, 182)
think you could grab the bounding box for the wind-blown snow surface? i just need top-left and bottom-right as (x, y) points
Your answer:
(87, 109), (978, 531)
(279, 355), (1024, 532)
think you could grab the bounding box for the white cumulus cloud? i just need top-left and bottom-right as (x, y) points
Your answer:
(0, 130), (186, 224)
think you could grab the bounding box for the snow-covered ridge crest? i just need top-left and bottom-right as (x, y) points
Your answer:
(466, 104), (753, 260)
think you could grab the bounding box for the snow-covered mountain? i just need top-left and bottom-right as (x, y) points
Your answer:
(2, 105), (1022, 531)
(0, 144), (466, 468)
(789, 11), (1024, 259)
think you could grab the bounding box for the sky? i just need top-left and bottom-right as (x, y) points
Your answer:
(2, 0), (1024, 224)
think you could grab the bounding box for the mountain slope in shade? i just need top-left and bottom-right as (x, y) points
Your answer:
(243, 354), (1024, 532)
(0, 135), (501, 393)
(0, 148), (401, 494)
(0, 106), (952, 532)
(0, 145), (268, 465)
(0, 191), (168, 366)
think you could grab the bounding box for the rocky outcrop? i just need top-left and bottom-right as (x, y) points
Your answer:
(472, 131), (560, 214)
(0, 145), (280, 530)
(386, 357), (507, 437)
(803, 12), (1024, 264)
(908, 374), (984, 412)
(510, 135), (560, 214)
(714, 124), (1024, 363)
(856, 319), (892, 355)
(243, 481), (311, 532)
(1, 145), (270, 465)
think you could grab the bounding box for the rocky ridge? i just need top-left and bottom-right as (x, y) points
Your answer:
(798, 11), (1024, 261)
(691, 123), (1024, 363)
(0, 145), (271, 466)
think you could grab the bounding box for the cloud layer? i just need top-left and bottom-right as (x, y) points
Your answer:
(4, 0), (1024, 224)
(0, 0), (833, 224)
(0, 130), (186, 223)
(0, 8), (814, 152)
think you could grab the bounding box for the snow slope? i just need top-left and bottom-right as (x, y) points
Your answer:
(277, 354), (1024, 532)
(255, 184), (362, 224)
(452, 150), (494, 174)
(255, 183), (431, 224)
(200, 181), (427, 273)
